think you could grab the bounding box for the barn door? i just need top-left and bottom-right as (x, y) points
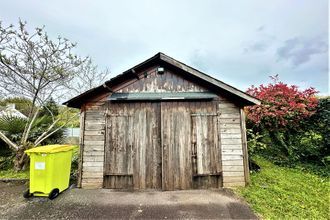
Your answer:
(104, 114), (134, 188)
(104, 102), (162, 189)
(191, 113), (221, 188)
(161, 102), (192, 190)
(132, 103), (162, 189)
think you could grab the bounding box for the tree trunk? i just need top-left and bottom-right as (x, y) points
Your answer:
(14, 147), (29, 171)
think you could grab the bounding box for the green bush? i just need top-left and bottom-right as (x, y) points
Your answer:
(247, 97), (329, 169)
(0, 115), (65, 169)
(0, 116), (27, 142)
(0, 97), (34, 117)
(70, 146), (79, 183)
(246, 129), (267, 157)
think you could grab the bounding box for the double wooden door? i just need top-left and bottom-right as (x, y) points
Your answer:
(104, 101), (221, 190)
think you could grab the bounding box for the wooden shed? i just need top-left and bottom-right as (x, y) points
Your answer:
(64, 53), (260, 190)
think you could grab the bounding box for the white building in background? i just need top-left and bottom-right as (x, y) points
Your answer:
(0, 104), (27, 119)
(64, 127), (80, 138)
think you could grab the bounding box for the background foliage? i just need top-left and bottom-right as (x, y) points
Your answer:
(0, 97), (34, 116)
(0, 99), (66, 169)
(245, 77), (329, 171)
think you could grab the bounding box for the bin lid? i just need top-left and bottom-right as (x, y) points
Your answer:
(25, 144), (76, 154)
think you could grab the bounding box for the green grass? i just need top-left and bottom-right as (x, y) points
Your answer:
(0, 169), (29, 179)
(235, 157), (330, 219)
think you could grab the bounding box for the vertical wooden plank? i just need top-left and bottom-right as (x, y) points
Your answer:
(140, 102), (146, 189)
(133, 103), (139, 189)
(161, 102), (194, 190)
(166, 102), (175, 190)
(127, 102), (162, 190)
(156, 102), (162, 189)
(161, 102), (169, 190)
(212, 113), (219, 174)
(184, 102), (191, 189)
(127, 104), (133, 175)
(196, 115), (204, 174)
(190, 102), (220, 189)
(104, 102), (136, 189)
(191, 115), (197, 176)
(193, 114), (218, 175)
(240, 108), (250, 185)
(77, 109), (85, 188)
(216, 102), (222, 174)
(173, 102), (178, 189)
(103, 102), (110, 188)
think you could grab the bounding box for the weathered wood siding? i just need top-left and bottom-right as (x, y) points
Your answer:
(80, 101), (106, 188)
(104, 102), (162, 189)
(219, 101), (246, 187)
(161, 102), (193, 190)
(190, 102), (222, 189)
(79, 65), (249, 189)
(114, 66), (208, 93)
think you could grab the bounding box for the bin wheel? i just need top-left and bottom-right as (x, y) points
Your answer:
(23, 189), (32, 198)
(48, 188), (59, 200)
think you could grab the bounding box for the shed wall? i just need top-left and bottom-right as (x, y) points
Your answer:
(218, 101), (246, 186)
(79, 66), (249, 189)
(80, 100), (107, 188)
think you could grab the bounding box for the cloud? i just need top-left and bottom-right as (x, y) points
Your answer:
(244, 42), (269, 53)
(257, 25), (265, 32)
(277, 36), (328, 66)
(244, 25), (276, 53)
(0, 0), (328, 94)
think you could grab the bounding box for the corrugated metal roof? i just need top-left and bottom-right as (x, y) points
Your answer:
(108, 92), (217, 101)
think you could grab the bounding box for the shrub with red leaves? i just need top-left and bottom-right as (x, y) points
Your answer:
(246, 76), (318, 130)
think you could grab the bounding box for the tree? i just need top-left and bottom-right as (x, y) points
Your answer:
(246, 75), (318, 130)
(39, 97), (59, 117)
(0, 20), (85, 170)
(245, 75), (319, 163)
(64, 57), (110, 97)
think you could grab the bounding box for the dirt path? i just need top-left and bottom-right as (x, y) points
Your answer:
(0, 181), (257, 219)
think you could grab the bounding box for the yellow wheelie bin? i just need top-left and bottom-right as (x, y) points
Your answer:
(24, 145), (76, 199)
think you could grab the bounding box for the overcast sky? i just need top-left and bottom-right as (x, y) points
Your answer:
(1, 0), (329, 94)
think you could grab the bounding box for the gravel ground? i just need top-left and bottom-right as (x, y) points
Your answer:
(0, 181), (257, 219)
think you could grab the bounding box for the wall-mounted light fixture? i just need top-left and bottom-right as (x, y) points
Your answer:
(157, 67), (165, 74)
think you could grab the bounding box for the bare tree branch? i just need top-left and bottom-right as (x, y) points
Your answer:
(34, 112), (79, 146)
(0, 19), (110, 170)
(21, 108), (39, 145)
(62, 57), (111, 98)
(0, 130), (19, 151)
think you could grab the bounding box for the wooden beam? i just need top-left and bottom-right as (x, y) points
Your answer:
(131, 69), (139, 80)
(77, 109), (86, 188)
(102, 83), (112, 92)
(240, 108), (250, 185)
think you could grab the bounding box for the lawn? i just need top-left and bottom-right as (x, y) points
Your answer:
(235, 157), (330, 219)
(0, 169), (29, 179)
(0, 155), (29, 179)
